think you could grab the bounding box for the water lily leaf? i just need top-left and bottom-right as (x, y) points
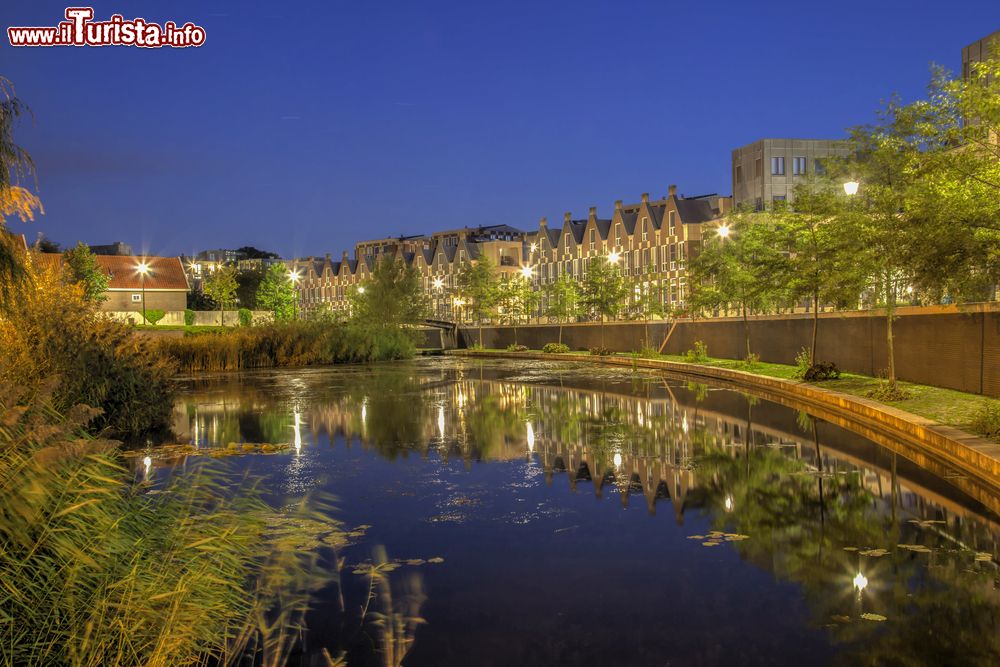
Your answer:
(831, 615), (851, 624)
(405, 559), (426, 565)
(861, 613), (887, 622)
(725, 534), (750, 541)
(842, 547), (858, 552)
(974, 552), (992, 562)
(687, 535), (706, 540)
(859, 548), (888, 557)
(427, 557), (445, 564)
(702, 541), (721, 547)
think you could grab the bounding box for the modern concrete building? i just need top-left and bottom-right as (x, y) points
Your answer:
(88, 241), (134, 256)
(731, 138), (853, 209)
(962, 28), (1000, 80)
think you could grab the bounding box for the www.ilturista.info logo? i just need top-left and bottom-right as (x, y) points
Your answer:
(7, 7), (206, 48)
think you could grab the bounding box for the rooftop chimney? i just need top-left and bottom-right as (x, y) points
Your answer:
(539, 216), (547, 228)
(325, 252), (331, 261)
(564, 211), (572, 224)
(614, 199), (623, 210)
(342, 251), (349, 261)
(641, 193), (649, 203)
(588, 206), (597, 217)
(668, 184), (677, 198)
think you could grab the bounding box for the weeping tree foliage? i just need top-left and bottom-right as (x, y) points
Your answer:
(0, 76), (42, 313)
(62, 241), (110, 303)
(688, 210), (788, 361)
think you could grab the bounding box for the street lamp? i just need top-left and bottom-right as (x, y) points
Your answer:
(717, 224), (731, 239)
(843, 180), (860, 196)
(288, 269), (300, 320)
(357, 286), (366, 294)
(136, 261), (150, 324)
(607, 251), (621, 264)
(520, 265), (533, 279)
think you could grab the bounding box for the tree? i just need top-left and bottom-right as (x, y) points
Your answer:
(235, 267), (265, 310)
(256, 263), (296, 321)
(457, 257), (499, 347)
(62, 241), (109, 303)
(235, 246), (280, 260)
(580, 257), (627, 348)
(634, 270), (668, 349)
(0, 77), (41, 313)
(544, 273), (580, 344)
(203, 265), (238, 325)
(778, 192), (867, 366)
(350, 256), (427, 330)
(35, 235), (59, 253)
(688, 210), (788, 361)
(496, 275), (539, 346)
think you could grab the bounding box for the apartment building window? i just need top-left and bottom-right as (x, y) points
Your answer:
(773, 195), (786, 203)
(668, 211), (676, 230)
(814, 159), (826, 175)
(792, 156), (806, 175)
(642, 218), (648, 241)
(589, 228), (595, 251)
(755, 197), (763, 211)
(615, 224), (622, 246)
(735, 164), (743, 184)
(754, 157), (762, 178)
(771, 156), (785, 175)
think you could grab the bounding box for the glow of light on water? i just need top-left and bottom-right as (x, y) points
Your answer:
(853, 572), (868, 593)
(142, 456), (152, 477)
(438, 404), (446, 440)
(613, 452), (623, 468)
(293, 410), (303, 453)
(526, 422), (535, 452)
(682, 412), (689, 434)
(724, 494), (734, 512)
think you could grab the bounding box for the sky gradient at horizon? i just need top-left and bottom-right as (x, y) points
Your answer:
(3, 0), (998, 258)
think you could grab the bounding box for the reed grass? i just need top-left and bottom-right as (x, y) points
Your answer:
(157, 322), (417, 373)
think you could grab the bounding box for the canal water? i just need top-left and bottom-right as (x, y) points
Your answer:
(158, 357), (1000, 666)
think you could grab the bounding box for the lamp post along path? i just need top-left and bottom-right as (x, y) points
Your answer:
(137, 261), (150, 324)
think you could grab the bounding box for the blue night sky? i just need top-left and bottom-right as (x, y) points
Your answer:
(3, 1), (998, 258)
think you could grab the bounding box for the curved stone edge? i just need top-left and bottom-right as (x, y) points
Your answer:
(446, 350), (1000, 497)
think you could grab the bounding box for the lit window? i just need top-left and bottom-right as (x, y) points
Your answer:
(131, 294), (142, 302)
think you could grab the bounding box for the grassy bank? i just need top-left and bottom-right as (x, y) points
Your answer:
(156, 321), (418, 373)
(466, 348), (1000, 441)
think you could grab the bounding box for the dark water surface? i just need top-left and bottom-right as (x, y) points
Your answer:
(157, 358), (1000, 666)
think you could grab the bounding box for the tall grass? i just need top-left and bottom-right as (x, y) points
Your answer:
(158, 322), (417, 373)
(0, 380), (340, 667)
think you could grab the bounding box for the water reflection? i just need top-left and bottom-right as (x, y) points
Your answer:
(168, 359), (1000, 665)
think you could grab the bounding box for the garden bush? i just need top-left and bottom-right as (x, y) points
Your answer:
(589, 346), (612, 356)
(804, 361), (841, 381)
(506, 343), (529, 352)
(542, 342), (571, 354)
(685, 341), (709, 363)
(238, 307), (253, 327)
(143, 309), (166, 325)
(184, 308), (196, 326)
(970, 403), (1000, 439)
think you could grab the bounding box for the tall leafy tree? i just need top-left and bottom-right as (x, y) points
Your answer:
(778, 192), (867, 365)
(688, 210), (788, 361)
(544, 273), (580, 344)
(350, 256), (427, 330)
(62, 241), (109, 303)
(256, 263), (296, 321)
(457, 257), (499, 347)
(496, 275), (539, 345)
(203, 264), (238, 325)
(580, 257), (627, 348)
(235, 267), (265, 310)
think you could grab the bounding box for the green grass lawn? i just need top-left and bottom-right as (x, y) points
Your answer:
(464, 347), (1000, 440)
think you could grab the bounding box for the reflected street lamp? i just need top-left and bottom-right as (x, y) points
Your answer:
(843, 180), (860, 196)
(853, 571), (868, 593)
(288, 269), (300, 320)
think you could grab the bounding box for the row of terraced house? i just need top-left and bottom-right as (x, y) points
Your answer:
(288, 184), (732, 321)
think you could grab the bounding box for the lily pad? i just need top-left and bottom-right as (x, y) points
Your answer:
(861, 613), (887, 622)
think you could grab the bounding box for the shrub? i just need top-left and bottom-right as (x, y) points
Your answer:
(685, 341), (709, 363)
(542, 342), (570, 354)
(589, 346), (612, 356)
(743, 352), (760, 369)
(794, 347), (811, 379)
(184, 308), (196, 326)
(0, 266), (175, 436)
(506, 343), (528, 352)
(238, 307), (253, 327)
(970, 403), (1000, 439)
(143, 309), (166, 325)
(804, 361), (841, 381)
